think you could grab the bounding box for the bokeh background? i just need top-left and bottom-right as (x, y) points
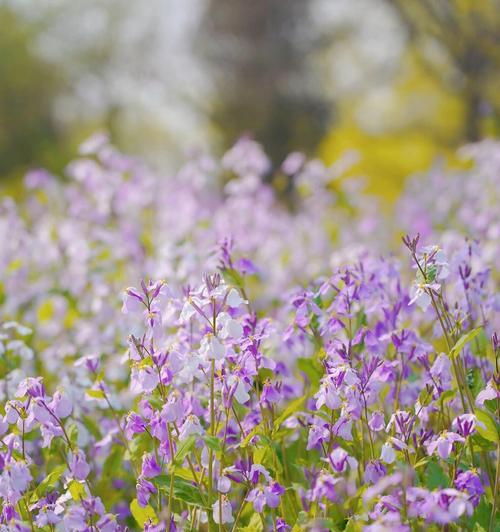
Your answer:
(1, 0), (499, 201)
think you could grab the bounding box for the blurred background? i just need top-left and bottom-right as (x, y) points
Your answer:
(1, 0), (499, 200)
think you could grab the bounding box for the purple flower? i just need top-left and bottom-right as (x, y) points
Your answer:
(476, 379), (499, 405)
(261, 381), (281, 404)
(125, 412), (147, 439)
(161, 394), (184, 423)
(455, 470), (484, 506)
(141, 453), (161, 478)
(276, 517), (291, 531)
(315, 377), (341, 410)
(264, 481), (285, 508)
(369, 411), (385, 432)
(246, 481), (284, 512)
(307, 421), (330, 450)
(5, 460), (33, 501)
(426, 432), (464, 460)
(63, 505), (88, 531)
(329, 447), (349, 473)
(332, 415), (353, 441)
(17, 377), (45, 398)
(137, 478), (157, 507)
(70, 450), (91, 481)
(452, 414), (476, 438)
(310, 472), (341, 502)
(50, 390), (72, 419)
(249, 464), (271, 484)
(122, 287), (145, 314)
(74, 355), (100, 374)
(423, 489), (473, 523)
(364, 460), (387, 485)
(429, 354), (452, 394)
(246, 488), (267, 512)
(199, 334), (226, 361)
(130, 366), (159, 395)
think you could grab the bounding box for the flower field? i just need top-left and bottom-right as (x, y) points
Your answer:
(0, 134), (498, 531)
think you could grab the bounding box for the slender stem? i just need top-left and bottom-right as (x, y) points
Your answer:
(166, 423), (175, 527)
(489, 397), (500, 532)
(230, 488), (249, 532)
(208, 358), (216, 530)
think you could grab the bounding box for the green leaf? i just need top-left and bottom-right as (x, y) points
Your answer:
(425, 461), (449, 489)
(471, 433), (497, 451)
(413, 457), (430, 470)
(173, 477), (207, 507)
(258, 367), (274, 381)
(203, 435), (221, 452)
(67, 424), (79, 447)
(240, 425), (263, 448)
(274, 396), (305, 431)
(86, 388), (106, 399)
(152, 475), (207, 508)
(103, 446), (124, 476)
(344, 517), (364, 532)
(439, 389), (456, 405)
(470, 328), (489, 358)
(173, 467), (197, 482)
(450, 328), (482, 360)
(297, 357), (322, 387)
(253, 446), (267, 464)
(469, 498), (491, 530)
(130, 498), (158, 527)
(68, 480), (86, 501)
(174, 435), (196, 464)
(31, 464), (67, 501)
(237, 513), (263, 531)
(81, 415), (101, 439)
(475, 409), (499, 443)
(221, 268), (245, 289)
(127, 432), (150, 461)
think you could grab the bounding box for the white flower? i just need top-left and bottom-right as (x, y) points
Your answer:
(409, 282), (440, 311)
(200, 335), (225, 361)
(226, 288), (246, 308)
(179, 415), (204, 441)
(217, 475), (231, 493)
(227, 375), (251, 404)
(380, 442), (396, 464)
(51, 390), (73, 419)
(180, 300), (196, 322)
(2, 322), (32, 336)
(217, 313), (243, 339)
(212, 497), (233, 524)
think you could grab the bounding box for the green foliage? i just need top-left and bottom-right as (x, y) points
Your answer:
(130, 498), (158, 527)
(0, 6), (66, 181)
(449, 327), (482, 360)
(475, 409), (499, 443)
(152, 475), (208, 509)
(31, 464), (67, 502)
(424, 461), (449, 490)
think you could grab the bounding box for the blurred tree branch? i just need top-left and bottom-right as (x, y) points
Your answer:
(387, 0), (500, 141)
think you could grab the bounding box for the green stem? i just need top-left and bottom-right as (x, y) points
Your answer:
(208, 358), (216, 530)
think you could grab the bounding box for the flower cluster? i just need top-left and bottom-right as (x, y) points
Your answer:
(0, 135), (498, 530)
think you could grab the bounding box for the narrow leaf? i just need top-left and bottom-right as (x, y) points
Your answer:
(450, 328), (482, 359)
(130, 498), (158, 527)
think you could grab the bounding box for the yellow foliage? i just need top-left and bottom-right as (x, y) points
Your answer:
(37, 300), (54, 323)
(318, 51), (470, 202)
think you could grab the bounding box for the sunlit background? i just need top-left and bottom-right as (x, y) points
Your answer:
(1, 0), (499, 200)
